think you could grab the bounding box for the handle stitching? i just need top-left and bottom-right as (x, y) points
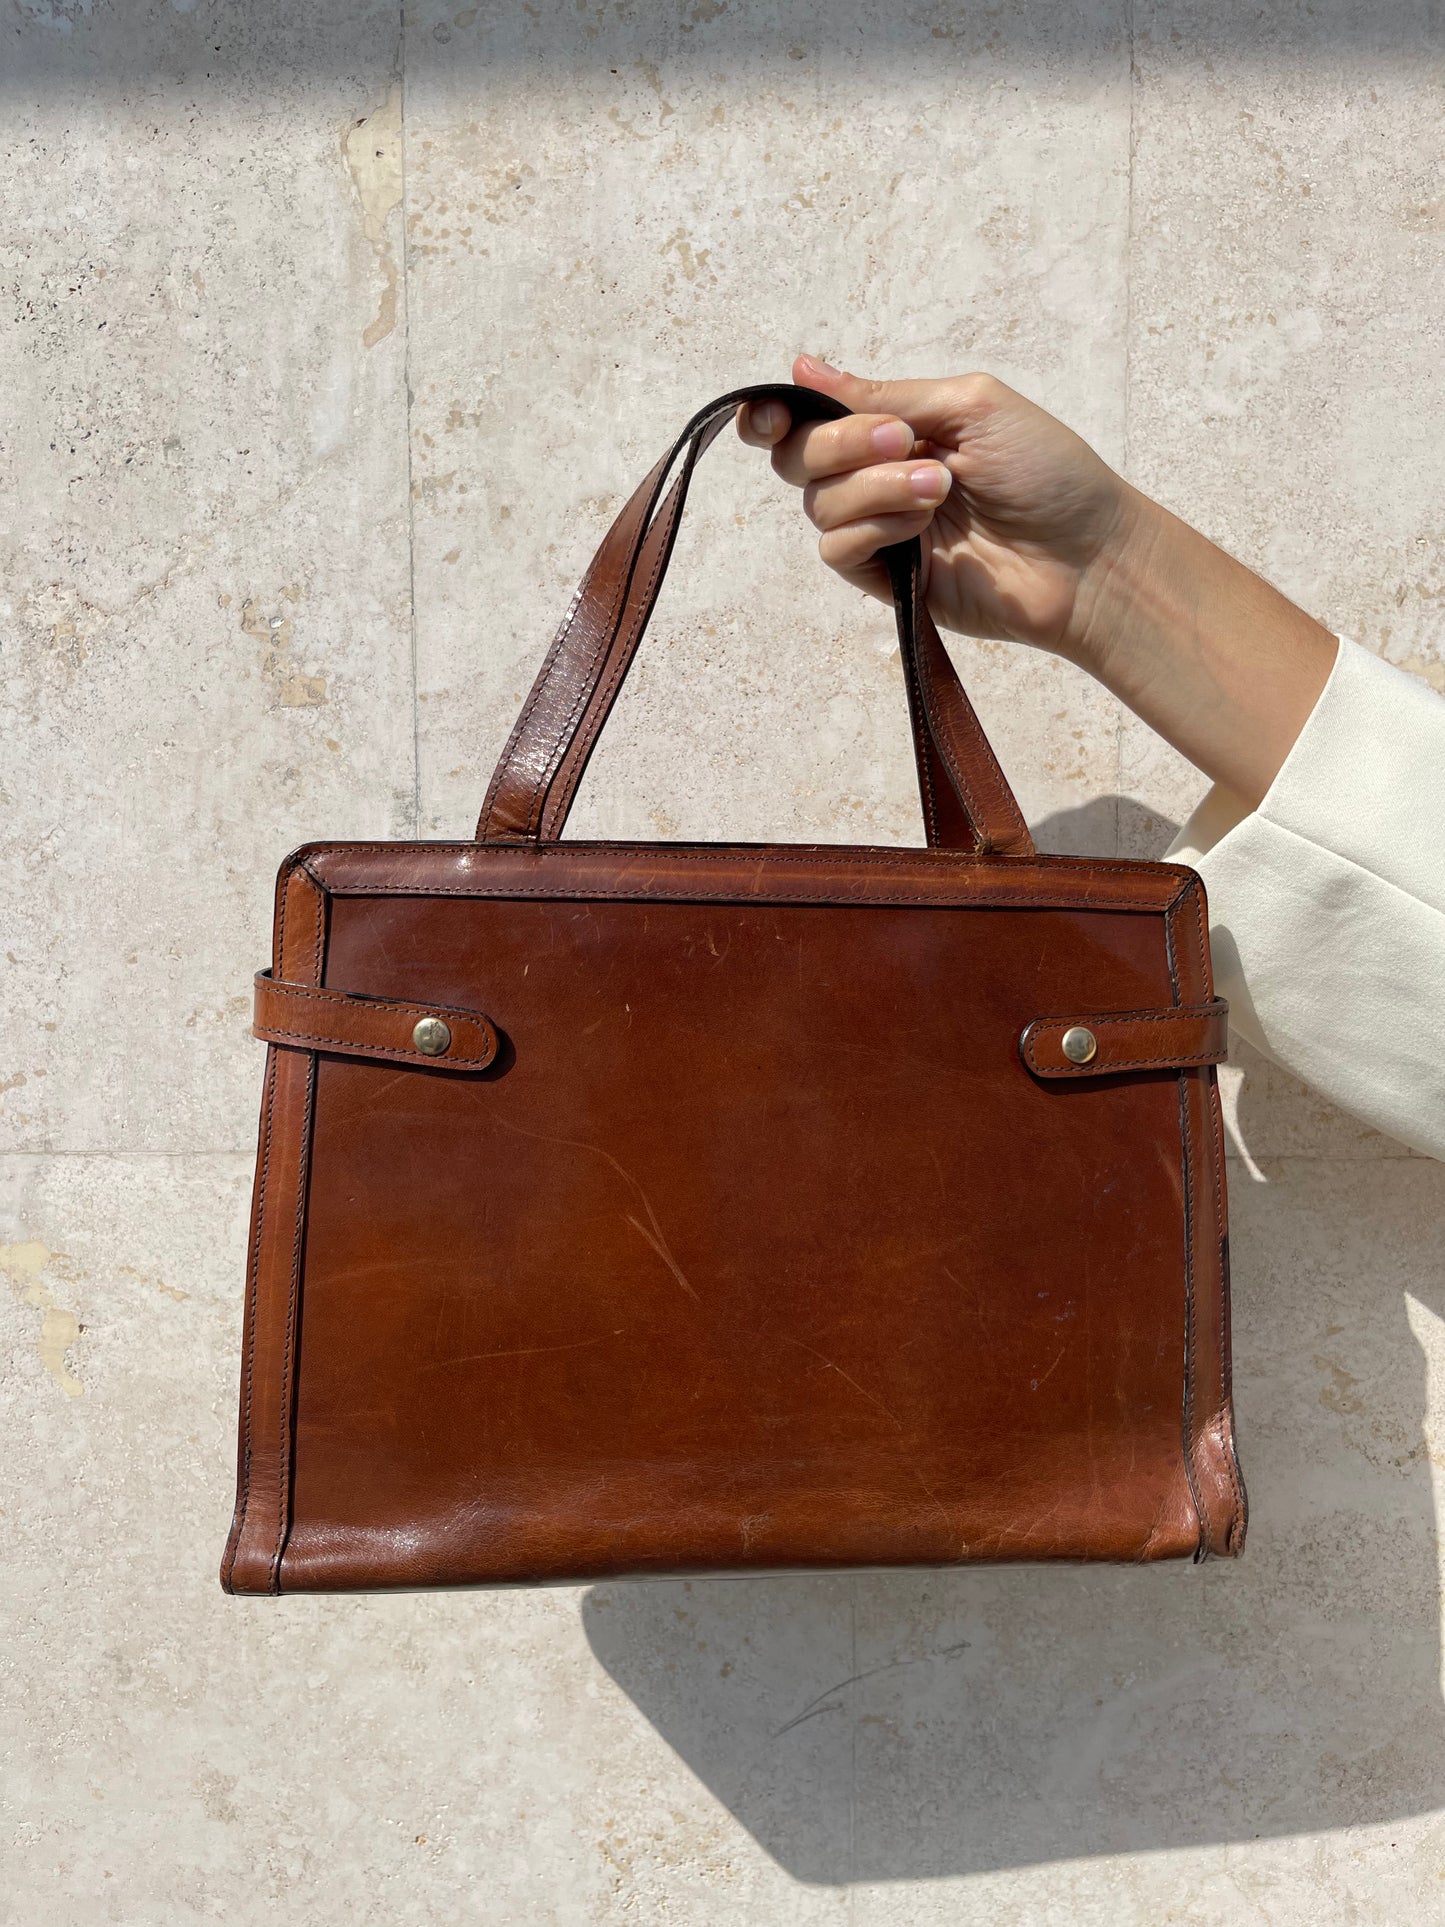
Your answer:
(537, 399), (747, 837)
(482, 386), (1032, 855)
(519, 491), (667, 841)
(894, 580), (944, 846)
(910, 584), (992, 848)
(539, 451), (693, 839)
(517, 410), (728, 842)
(912, 584), (1029, 855)
(478, 571), (591, 841)
(524, 458), (690, 840)
(479, 453), (675, 841)
(481, 388), (844, 846)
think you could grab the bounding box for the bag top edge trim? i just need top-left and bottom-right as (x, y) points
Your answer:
(289, 841), (1194, 916)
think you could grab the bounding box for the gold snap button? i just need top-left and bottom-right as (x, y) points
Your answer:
(1061, 1026), (1097, 1065)
(412, 1016), (452, 1057)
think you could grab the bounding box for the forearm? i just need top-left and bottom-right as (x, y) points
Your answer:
(1070, 487), (1339, 810)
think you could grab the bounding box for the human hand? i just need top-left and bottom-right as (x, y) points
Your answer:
(736, 353), (1140, 667)
(738, 353), (1337, 808)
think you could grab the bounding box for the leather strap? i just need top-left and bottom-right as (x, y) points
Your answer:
(253, 972), (1222, 1078)
(253, 972), (499, 1071)
(1020, 1002), (1229, 1079)
(477, 383), (1035, 858)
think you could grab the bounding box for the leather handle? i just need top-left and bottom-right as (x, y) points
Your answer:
(477, 382), (1034, 857)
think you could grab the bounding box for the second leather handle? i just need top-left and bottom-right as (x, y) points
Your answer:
(477, 383), (1034, 856)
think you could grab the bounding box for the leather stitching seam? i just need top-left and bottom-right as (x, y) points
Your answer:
(228, 862), (298, 1587)
(223, 1046), (276, 1589)
(1021, 1004), (1227, 1073)
(527, 471), (679, 838)
(1025, 1047), (1226, 1074)
(518, 444), (693, 841)
(259, 977), (494, 1031)
(550, 443), (711, 828)
(1027, 1003), (1225, 1024)
(1178, 1063), (1209, 1555)
(267, 875), (322, 1595)
(914, 618), (997, 850)
(543, 461), (688, 838)
(897, 604), (943, 846)
(1186, 877), (1244, 1547)
(899, 551), (947, 847)
(479, 507), (633, 839)
(1167, 898), (1211, 1560)
(485, 391), (1022, 853)
(302, 843), (1184, 881)
(479, 543), (622, 840)
(307, 882), (1175, 912)
(1165, 904), (1202, 1551)
(255, 1024), (492, 1067)
(906, 557), (1031, 855)
(269, 1052), (314, 1594)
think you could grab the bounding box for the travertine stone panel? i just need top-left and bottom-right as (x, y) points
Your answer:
(401, 0), (1132, 852)
(1128, 14), (1445, 689)
(1123, 9), (1445, 1156)
(1, 11), (414, 1156)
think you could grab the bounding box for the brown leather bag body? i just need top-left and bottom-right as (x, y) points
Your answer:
(221, 382), (1245, 1595)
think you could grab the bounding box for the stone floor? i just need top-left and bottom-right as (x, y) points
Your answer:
(5, 4), (1444, 1921)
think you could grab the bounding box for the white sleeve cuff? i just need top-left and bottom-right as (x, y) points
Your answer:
(1166, 636), (1445, 1160)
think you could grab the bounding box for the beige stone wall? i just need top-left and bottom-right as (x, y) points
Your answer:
(5, 5), (1443, 1920)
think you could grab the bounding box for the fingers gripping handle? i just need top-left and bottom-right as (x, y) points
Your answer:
(476, 382), (1033, 857)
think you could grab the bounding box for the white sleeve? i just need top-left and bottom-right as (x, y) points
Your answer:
(1165, 634), (1445, 1160)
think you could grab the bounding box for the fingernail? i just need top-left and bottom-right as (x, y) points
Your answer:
(910, 463), (951, 502)
(799, 353), (839, 375)
(752, 401), (783, 435)
(872, 420), (913, 459)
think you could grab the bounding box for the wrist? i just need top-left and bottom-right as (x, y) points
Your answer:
(1063, 483), (1179, 678)
(1063, 486), (1338, 806)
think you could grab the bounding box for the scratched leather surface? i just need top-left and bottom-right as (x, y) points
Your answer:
(221, 384), (1244, 1594)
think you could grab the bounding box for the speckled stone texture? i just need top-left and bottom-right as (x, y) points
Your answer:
(4, 4), (1443, 1922)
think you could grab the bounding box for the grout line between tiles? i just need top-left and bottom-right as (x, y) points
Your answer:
(849, 1577), (859, 1908)
(1123, 0), (1138, 485)
(1117, 0), (1139, 847)
(0, 1150), (257, 1161)
(399, 1), (422, 839)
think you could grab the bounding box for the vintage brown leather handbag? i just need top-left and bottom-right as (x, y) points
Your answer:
(221, 382), (1245, 1595)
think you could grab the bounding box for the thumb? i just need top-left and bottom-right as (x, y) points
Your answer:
(792, 353), (957, 438)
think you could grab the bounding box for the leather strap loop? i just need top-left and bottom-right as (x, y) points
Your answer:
(477, 382), (1034, 858)
(1020, 1002), (1229, 1078)
(253, 971), (499, 1071)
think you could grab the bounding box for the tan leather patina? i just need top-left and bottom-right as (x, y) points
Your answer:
(221, 383), (1245, 1595)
